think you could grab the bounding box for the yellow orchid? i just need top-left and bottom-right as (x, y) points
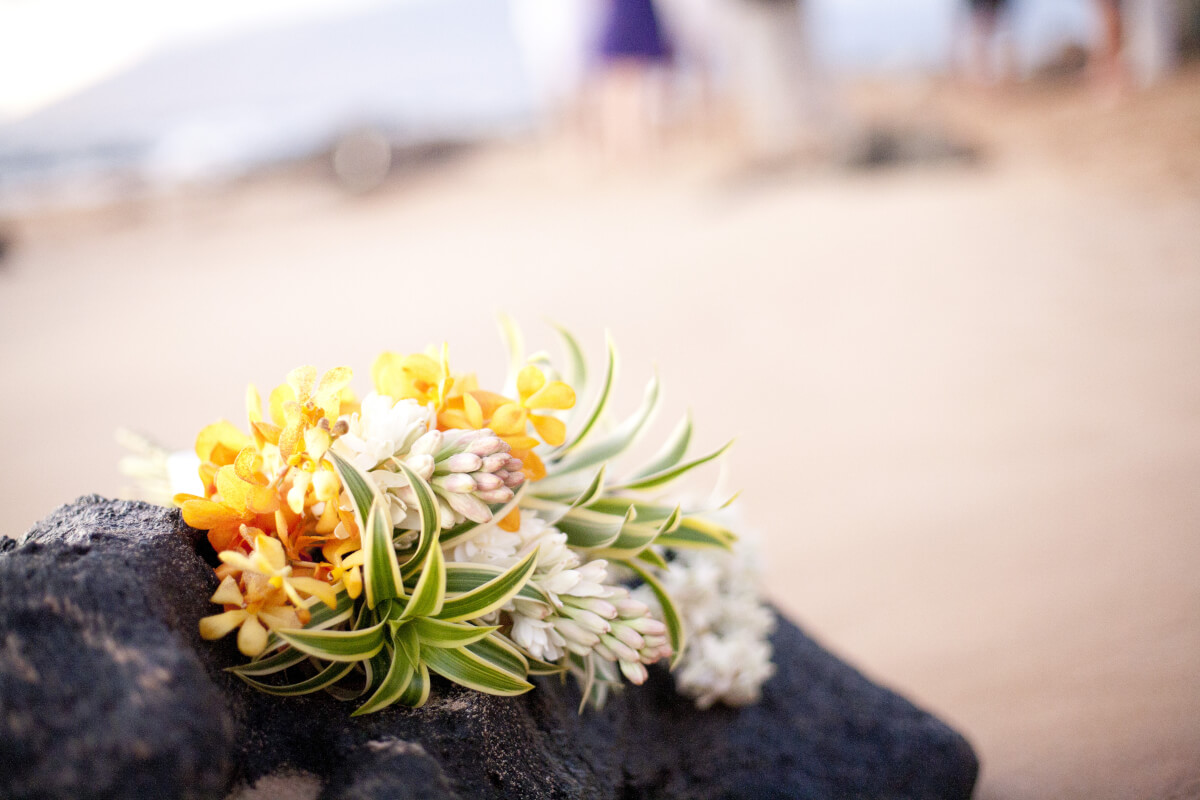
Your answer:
(268, 365), (354, 464)
(200, 530), (341, 656)
(438, 365), (575, 482)
(371, 347), (453, 409)
(319, 536), (365, 600)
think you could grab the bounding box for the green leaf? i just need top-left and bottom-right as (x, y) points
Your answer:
(525, 652), (568, 676)
(593, 505), (681, 560)
(396, 460), (442, 583)
(352, 644), (416, 716)
(444, 562), (554, 607)
(534, 463), (608, 507)
(654, 516), (736, 551)
(436, 549), (538, 623)
(624, 560), (686, 668)
(424, 645), (533, 697)
(614, 440), (734, 492)
(400, 535), (445, 620)
(399, 660), (431, 707)
(276, 621), (386, 662)
(413, 618), (499, 648)
(237, 660), (357, 697)
(466, 631), (530, 677)
(358, 643), (394, 700)
(636, 548), (669, 570)
(227, 646), (309, 677)
(395, 619), (420, 666)
(556, 333), (617, 456)
(552, 322), (588, 399)
(630, 412), (692, 480)
(497, 313), (526, 396)
(556, 505), (634, 550)
(329, 450), (402, 609)
(545, 372), (660, 483)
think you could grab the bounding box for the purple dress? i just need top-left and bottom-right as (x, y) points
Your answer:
(598, 0), (671, 62)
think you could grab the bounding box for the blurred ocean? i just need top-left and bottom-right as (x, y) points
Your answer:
(0, 0), (1100, 204)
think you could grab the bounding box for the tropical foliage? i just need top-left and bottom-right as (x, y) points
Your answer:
(176, 322), (743, 714)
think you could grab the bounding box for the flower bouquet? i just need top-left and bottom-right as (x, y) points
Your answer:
(133, 322), (774, 715)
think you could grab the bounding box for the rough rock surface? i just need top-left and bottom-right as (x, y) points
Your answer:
(0, 496), (979, 800)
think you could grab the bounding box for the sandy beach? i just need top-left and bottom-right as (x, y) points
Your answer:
(3, 71), (1199, 799)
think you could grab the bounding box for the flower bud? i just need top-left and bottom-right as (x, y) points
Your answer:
(472, 473), (503, 492)
(467, 436), (506, 457)
(620, 659), (650, 685)
(442, 453), (483, 473)
(600, 634), (639, 664)
(480, 453), (509, 473)
(475, 487), (514, 504)
(612, 624), (645, 651)
(434, 473), (476, 494)
(409, 430), (443, 456)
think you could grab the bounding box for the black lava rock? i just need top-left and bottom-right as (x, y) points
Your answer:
(0, 496), (979, 800)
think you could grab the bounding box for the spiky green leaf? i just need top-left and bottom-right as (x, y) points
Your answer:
(615, 440), (734, 492)
(400, 535), (445, 620)
(436, 549), (537, 623)
(399, 660), (431, 707)
(413, 618), (499, 648)
(424, 644), (533, 697)
(556, 505), (634, 550)
(654, 516), (736, 551)
(545, 372), (659, 484)
(236, 659), (357, 697)
(556, 334), (617, 456)
(624, 560), (686, 668)
(466, 631), (530, 677)
(630, 412), (692, 480)
(593, 505), (681, 560)
(444, 562), (554, 607)
(552, 322), (588, 399)
(329, 450), (402, 608)
(276, 621), (386, 662)
(352, 644), (416, 716)
(396, 460), (442, 582)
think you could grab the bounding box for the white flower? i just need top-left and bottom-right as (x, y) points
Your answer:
(636, 518), (776, 708)
(332, 394), (430, 472)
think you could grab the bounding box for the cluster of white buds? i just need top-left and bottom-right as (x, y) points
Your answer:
(429, 429), (525, 525)
(554, 587), (670, 684)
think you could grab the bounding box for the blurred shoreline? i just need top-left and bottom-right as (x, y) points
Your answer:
(2, 68), (1200, 800)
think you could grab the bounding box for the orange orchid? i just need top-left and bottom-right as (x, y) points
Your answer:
(371, 348), (452, 409)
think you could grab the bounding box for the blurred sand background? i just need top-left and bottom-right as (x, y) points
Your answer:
(2, 71), (1200, 800)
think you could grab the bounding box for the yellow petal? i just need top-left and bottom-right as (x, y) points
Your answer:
(438, 409), (472, 431)
(304, 427), (332, 461)
(344, 566), (363, 599)
(497, 507), (521, 532)
(525, 381), (576, 411)
(257, 607), (302, 630)
(517, 365), (545, 404)
(316, 366), (353, 419)
(522, 450), (547, 481)
(181, 498), (243, 529)
(289, 576), (338, 609)
(287, 366), (317, 402)
(278, 420), (303, 463)
(287, 470), (311, 515)
(529, 413), (566, 446)
(268, 384), (295, 428)
(237, 615), (269, 656)
(255, 534), (287, 570)
(210, 575), (245, 606)
(195, 420), (251, 464)
(463, 392), (484, 429)
(246, 384), (263, 425)
(502, 435), (540, 452)
(233, 446), (265, 484)
(199, 609), (249, 640)
(490, 403), (527, 436)
(252, 421), (282, 447)
(218, 551), (258, 574)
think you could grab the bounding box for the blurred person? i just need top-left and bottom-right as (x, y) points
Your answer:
(723, 0), (822, 163)
(1093, 0), (1129, 96)
(593, 0), (673, 159)
(957, 0), (1017, 84)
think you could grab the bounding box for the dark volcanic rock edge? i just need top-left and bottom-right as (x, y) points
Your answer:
(0, 496), (979, 800)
